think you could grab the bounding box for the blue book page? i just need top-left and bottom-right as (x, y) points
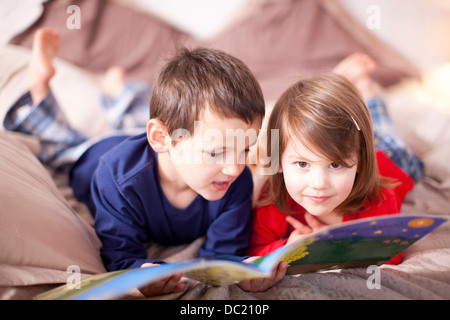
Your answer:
(253, 215), (448, 271)
(38, 257), (267, 300)
(73, 260), (198, 300)
(38, 260), (198, 300)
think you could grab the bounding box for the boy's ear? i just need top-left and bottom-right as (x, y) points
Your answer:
(146, 119), (170, 152)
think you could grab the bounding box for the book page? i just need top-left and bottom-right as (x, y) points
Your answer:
(253, 215), (448, 274)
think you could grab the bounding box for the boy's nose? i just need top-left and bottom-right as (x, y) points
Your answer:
(222, 163), (242, 177)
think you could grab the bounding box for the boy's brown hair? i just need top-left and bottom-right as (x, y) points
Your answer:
(150, 47), (265, 137)
(264, 73), (394, 215)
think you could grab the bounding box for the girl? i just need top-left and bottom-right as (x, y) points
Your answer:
(248, 71), (422, 266)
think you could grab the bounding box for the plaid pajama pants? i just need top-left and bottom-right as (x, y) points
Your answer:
(3, 80), (151, 169)
(367, 97), (423, 181)
(3, 89), (423, 181)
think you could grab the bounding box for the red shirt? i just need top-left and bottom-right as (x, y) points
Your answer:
(248, 151), (414, 265)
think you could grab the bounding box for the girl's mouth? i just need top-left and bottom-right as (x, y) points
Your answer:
(307, 196), (331, 203)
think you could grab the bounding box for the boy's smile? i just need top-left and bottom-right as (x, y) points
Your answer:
(212, 180), (232, 191)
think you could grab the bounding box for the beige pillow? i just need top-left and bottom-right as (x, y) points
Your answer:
(0, 131), (106, 288)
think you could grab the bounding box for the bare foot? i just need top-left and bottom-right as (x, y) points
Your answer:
(29, 28), (59, 105)
(102, 66), (127, 98)
(333, 53), (379, 99)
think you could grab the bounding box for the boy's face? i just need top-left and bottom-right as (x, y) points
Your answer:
(280, 138), (358, 224)
(168, 108), (261, 201)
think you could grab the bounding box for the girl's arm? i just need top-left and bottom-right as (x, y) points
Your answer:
(248, 204), (290, 256)
(285, 213), (326, 246)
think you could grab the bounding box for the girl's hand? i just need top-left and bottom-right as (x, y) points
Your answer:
(285, 212), (325, 245)
(237, 257), (288, 292)
(138, 263), (186, 297)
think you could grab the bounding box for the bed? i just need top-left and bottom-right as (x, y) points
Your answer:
(1, 0), (449, 300)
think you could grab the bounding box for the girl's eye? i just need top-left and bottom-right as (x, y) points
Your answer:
(296, 161), (309, 169)
(329, 162), (342, 169)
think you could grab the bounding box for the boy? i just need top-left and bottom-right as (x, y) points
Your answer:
(4, 28), (284, 296)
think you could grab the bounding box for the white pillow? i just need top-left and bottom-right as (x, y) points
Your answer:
(124, 0), (255, 41)
(0, 0), (46, 46)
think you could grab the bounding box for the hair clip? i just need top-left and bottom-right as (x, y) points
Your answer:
(351, 116), (361, 131)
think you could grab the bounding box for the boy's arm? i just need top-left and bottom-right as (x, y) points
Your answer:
(200, 167), (254, 258)
(91, 160), (162, 271)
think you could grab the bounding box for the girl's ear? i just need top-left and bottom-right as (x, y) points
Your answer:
(146, 119), (170, 153)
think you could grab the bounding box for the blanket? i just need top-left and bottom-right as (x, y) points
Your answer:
(1, 0), (449, 300)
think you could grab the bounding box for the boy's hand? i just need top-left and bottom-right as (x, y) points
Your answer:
(285, 212), (325, 245)
(237, 257), (287, 292)
(138, 263), (186, 297)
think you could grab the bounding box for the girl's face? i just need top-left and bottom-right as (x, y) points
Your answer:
(280, 138), (358, 225)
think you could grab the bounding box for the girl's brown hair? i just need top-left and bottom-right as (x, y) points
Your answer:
(263, 73), (393, 215)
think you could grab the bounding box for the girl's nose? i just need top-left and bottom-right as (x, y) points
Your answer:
(310, 168), (329, 189)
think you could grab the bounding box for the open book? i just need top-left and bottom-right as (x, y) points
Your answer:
(36, 214), (447, 300)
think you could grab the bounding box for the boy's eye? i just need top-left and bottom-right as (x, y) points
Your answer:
(204, 149), (221, 158)
(210, 151), (222, 158)
(329, 162), (342, 169)
(296, 161), (309, 169)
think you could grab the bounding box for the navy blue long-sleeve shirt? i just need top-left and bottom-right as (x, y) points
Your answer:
(70, 133), (253, 271)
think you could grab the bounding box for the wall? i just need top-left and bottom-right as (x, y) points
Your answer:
(339, 0), (450, 72)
